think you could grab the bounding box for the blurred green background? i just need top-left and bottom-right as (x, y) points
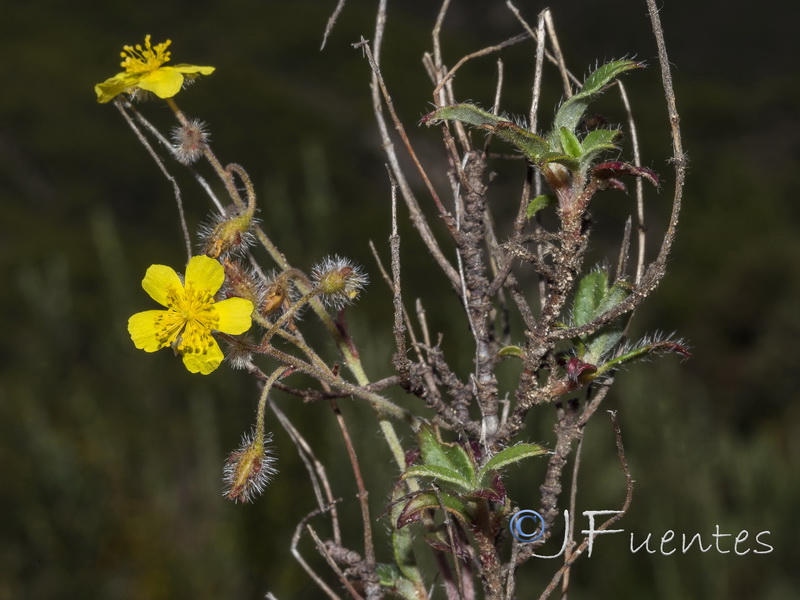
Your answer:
(2, 1), (798, 598)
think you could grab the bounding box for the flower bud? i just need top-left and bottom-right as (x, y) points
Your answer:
(311, 256), (368, 309)
(223, 430), (277, 503)
(200, 209), (256, 258)
(222, 260), (261, 308)
(171, 119), (209, 164)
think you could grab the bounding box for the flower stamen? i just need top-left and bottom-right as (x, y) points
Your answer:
(120, 35), (172, 74)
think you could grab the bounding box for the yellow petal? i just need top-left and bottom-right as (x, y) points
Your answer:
(128, 310), (168, 352)
(182, 339), (224, 374)
(137, 68), (185, 99)
(142, 264), (182, 306)
(185, 255), (224, 294)
(214, 297), (254, 335)
(171, 64), (215, 76)
(95, 73), (139, 103)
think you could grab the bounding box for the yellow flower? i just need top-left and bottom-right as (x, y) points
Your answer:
(128, 255), (253, 374)
(95, 35), (215, 104)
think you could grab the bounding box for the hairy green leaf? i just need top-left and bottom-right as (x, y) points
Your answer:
(390, 489), (425, 588)
(582, 128), (620, 152)
(589, 339), (691, 381)
(583, 327), (625, 365)
(401, 464), (474, 492)
(553, 60), (642, 137)
(572, 271), (632, 328)
(423, 104), (551, 163)
(572, 270), (633, 362)
(559, 127), (583, 158)
(417, 425), (476, 487)
(573, 270), (609, 327)
(498, 344), (525, 358)
(477, 443), (549, 487)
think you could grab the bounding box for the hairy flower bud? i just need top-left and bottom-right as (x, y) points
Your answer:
(311, 256), (368, 309)
(200, 208), (256, 258)
(223, 430), (277, 503)
(222, 260), (261, 308)
(171, 119), (209, 164)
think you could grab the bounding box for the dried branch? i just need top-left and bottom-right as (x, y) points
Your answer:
(538, 410), (633, 599)
(320, 0), (347, 50)
(114, 100), (192, 262)
(359, 9), (461, 291)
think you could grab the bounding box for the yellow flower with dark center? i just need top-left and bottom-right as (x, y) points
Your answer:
(95, 35), (215, 103)
(128, 255), (253, 374)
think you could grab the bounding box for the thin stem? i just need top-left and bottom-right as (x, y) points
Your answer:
(431, 32), (531, 101)
(166, 97), (246, 211)
(617, 81), (647, 284)
(330, 400), (376, 573)
(255, 366), (286, 445)
(114, 100), (192, 262)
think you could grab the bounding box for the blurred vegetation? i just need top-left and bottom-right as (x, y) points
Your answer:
(1, 1), (798, 598)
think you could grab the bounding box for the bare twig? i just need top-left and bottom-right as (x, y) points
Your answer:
(329, 400), (377, 584)
(538, 411), (633, 600)
(320, 0), (347, 50)
(291, 508), (345, 600)
(268, 395), (341, 544)
(543, 9), (572, 98)
(307, 524), (364, 600)
(617, 80), (647, 284)
(647, 0), (687, 267)
(432, 32), (531, 100)
(615, 217), (633, 283)
(360, 8), (461, 291)
(114, 100), (192, 262)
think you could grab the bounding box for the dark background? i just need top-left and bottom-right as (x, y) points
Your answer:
(1, 1), (798, 598)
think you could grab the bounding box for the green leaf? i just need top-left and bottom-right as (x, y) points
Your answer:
(390, 489), (425, 589)
(597, 280), (632, 316)
(572, 271), (632, 328)
(589, 339), (691, 381)
(423, 103), (501, 128)
(552, 60), (642, 137)
(571, 270), (633, 363)
(397, 491), (471, 529)
(491, 122), (551, 163)
(376, 563), (400, 587)
(583, 326), (625, 365)
(376, 564), (425, 600)
(581, 129), (620, 153)
(417, 425), (477, 487)
(572, 270), (609, 327)
(423, 104), (551, 163)
(498, 344), (525, 358)
(559, 127), (583, 157)
(578, 129), (621, 168)
(539, 151), (579, 171)
(401, 464), (474, 493)
(582, 60), (643, 96)
(477, 443), (549, 487)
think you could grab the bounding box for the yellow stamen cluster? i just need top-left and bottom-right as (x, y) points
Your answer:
(120, 35), (171, 74)
(158, 284), (219, 353)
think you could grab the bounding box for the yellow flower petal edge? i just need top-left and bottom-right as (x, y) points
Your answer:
(185, 255), (225, 294)
(216, 297), (256, 335)
(128, 310), (168, 352)
(142, 264), (182, 306)
(182, 338), (225, 375)
(128, 256), (253, 374)
(95, 35), (215, 103)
